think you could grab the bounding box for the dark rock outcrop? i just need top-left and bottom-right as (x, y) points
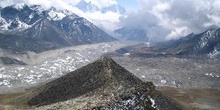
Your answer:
(0, 57), (26, 65)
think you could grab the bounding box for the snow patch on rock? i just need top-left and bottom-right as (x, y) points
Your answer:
(48, 9), (66, 21)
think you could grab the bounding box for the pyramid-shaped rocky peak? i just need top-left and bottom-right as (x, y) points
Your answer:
(27, 56), (154, 107)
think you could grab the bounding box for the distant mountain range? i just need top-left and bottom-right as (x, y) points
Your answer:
(76, 0), (127, 14)
(114, 27), (148, 41)
(110, 28), (220, 58)
(0, 3), (116, 53)
(161, 28), (220, 57)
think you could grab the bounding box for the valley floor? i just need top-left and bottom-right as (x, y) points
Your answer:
(0, 41), (220, 109)
(157, 87), (220, 110)
(0, 87), (220, 110)
(112, 56), (220, 89)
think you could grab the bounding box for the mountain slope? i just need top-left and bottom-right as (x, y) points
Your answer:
(27, 56), (151, 106)
(0, 4), (116, 53)
(0, 33), (57, 53)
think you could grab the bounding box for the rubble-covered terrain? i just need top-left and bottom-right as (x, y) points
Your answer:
(0, 40), (219, 110)
(0, 41), (139, 93)
(112, 56), (220, 89)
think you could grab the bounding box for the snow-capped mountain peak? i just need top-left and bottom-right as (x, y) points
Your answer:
(0, 4), (39, 31)
(76, 0), (99, 12)
(76, 0), (127, 14)
(0, 4), (116, 52)
(101, 4), (127, 14)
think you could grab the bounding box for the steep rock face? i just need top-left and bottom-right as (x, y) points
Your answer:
(0, 4), (116, 53)
(23, 19), (74, 46)
(24, 57), (184, 110)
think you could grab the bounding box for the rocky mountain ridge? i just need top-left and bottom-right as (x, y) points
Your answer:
(4, 56), (184, 110)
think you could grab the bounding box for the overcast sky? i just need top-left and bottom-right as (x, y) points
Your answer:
(1, 0), (220, 41)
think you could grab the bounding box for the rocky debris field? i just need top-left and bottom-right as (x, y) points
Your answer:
(112, 56), (220, 89)
(0, 41), (139, 93)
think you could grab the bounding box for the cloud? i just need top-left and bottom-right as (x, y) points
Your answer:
(85, 0), (117, 8)
(1, 0), (15, 7)
(120, 0), (220, 41)
(75, 0), (121, 33)
(82, 11), (121, 33)
(166, 27), (190, 40)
